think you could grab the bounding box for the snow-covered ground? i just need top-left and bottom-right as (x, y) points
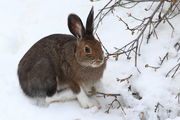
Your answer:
(0, 0), (179, 120)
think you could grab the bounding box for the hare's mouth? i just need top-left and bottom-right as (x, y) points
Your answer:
(90, 60), (104, 68)
(78, 59), (104, 68)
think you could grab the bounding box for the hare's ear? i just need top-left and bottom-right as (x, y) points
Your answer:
(68, 14), (85, 38)
(86, 7), (94, 35)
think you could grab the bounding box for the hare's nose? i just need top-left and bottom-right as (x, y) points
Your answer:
(99, 56), (104, 61)
(96, 57), (104, 63)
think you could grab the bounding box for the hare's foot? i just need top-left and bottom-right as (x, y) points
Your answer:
(77, 87), (101, 109)
(45, 89), (76, 104)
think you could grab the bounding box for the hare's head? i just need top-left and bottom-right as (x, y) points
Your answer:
(68, 7), (105, 68)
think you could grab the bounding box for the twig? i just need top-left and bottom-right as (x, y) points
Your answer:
(104, 0), (167, 67)
(94, 0), (119, 33)
(128, 85), (142, 100)
(145, 64), (160, 71)
(154, 102), (164, 113)
(116, 74), (142, 100)
(96, 92), (121, 98)
(166, 63), (180, 78)
(132, 91), (142, 100)
(95, 33), (110, 56)
(175, 92), (180, 104)
(105, 98), (126, 114)
(94, 0), (179, 67)
(95, 92), (125, 114)
(94, 0), (114, 20)
(159, 52), (169, 65)
(126, 0), (167, 2)
(174, 42), (180, 51)
(146, 1), (177, 43)
(117, 74), (133, 83)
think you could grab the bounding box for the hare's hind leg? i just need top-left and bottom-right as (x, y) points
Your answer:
(22, 58), (57, 97)
(45, 89), (76, 104)
(46, 86), (101, 109)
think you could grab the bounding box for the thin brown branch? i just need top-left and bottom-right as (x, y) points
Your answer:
(94, 0), (179, 68)
(96, 92), (121, 98)
(147, 2), (176, 43)
(95, 92), (125, 114)
(106, 0), (166, 67)
(117, 74), (133, 83)
(105, 98), (126, 114)
(94, 0), (114, 20)
(145, 64), (160, 71)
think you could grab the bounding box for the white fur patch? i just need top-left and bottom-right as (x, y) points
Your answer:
(91, 62), (104, 68)
(76, 87), (100, 109)
(45, 89), (76, 104)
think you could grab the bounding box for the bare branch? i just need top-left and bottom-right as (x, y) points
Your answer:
(95, 92), (126, 114)
(96, 92), (121, 98)
(159, 52), (169, 65)
(145, 64), (160, 71)
(175, 92), (180, 104)
(95, 33), (110, 56)
(166, 63), (180, 78)
(154, 102), (164, 113)
(94, 0), (179, 67)
(117, 74), (133, 83)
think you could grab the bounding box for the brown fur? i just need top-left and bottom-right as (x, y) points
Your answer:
(18, 8), (106, 98)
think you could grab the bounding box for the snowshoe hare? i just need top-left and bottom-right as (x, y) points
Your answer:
(18, 7), (106, 109)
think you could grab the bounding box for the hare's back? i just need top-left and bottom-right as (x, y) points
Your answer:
(40, 34), (76, 45)
(18, 34), (76, 75)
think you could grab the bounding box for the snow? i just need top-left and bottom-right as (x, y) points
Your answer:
(0, 0), (179, 120)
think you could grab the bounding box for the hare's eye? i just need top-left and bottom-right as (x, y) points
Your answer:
(84, 46), (91, 54)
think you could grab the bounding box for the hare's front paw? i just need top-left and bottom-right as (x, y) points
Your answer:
(77, 87), (101, 109)
(79, 98), (101, 109)
(90, 99), (101, 109)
